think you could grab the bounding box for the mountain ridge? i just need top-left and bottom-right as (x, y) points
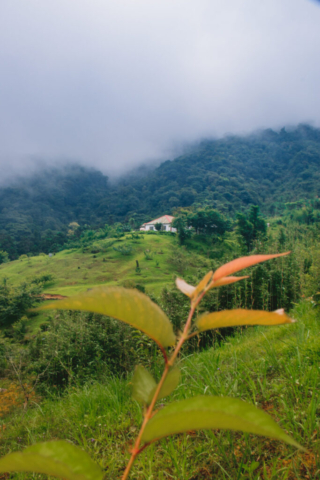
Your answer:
(1, 124), (320, 257)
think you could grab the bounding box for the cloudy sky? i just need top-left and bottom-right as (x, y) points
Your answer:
(1, 0), (320, 177)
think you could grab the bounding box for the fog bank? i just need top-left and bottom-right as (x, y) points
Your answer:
(1, 0), (320, 178)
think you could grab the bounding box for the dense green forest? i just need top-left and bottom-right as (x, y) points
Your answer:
(1, 124), (320, 258)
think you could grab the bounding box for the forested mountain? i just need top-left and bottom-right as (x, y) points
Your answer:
(1, 124), (320, 257)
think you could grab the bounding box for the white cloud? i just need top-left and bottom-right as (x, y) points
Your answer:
(0, 0), (320, 176)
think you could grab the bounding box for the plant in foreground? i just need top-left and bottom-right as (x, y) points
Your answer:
(0, 252), (305, 479)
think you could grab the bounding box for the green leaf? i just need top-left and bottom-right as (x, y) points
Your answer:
(0, 441), (103, 480)
(196, 309), (295, 332)
(132, 365), (156, 404)
(142, 396), (303, 450)
(149, 367), (180, 403)
(35, 286), (175, 348)
(132, 366), (180, 405)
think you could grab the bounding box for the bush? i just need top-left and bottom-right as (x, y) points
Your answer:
(113, 244), (133, 255)
(144, 250), (154, 260)
(0, 280), (42, 328)
(12, 316), (29, 340)
(28, 312), (159, 391)
(135, 284), (145, 293)
(122, 279), (136, 289)
(31, 274), (54, 285)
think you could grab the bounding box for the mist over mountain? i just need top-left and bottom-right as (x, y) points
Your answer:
(1, 0), (320, 176)
(1, 124), (320, 258)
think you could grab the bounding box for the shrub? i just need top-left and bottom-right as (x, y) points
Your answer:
(113, 244), (133, 255)
(0, 280), (42, 328)
(28, 311), (157, 390)
(144, 250), (153, 260)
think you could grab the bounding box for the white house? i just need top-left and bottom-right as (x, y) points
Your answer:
(140, 215), (177, 232)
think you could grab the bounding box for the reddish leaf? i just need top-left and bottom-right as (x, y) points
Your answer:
(213, 252), (290, 281)
(175, 278), (196, 298)
(209, 275), (249, 289)
(192, 271), (213, 299)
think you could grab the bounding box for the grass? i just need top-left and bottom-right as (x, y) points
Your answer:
(0, 233), (209, 298)
(0, 232), (211, 333)
(0, 301), (319, 479)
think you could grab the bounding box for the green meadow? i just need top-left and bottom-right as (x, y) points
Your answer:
(0, 233), (206, 297)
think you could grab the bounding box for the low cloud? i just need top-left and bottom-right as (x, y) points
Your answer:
(1, 0), (320, 178)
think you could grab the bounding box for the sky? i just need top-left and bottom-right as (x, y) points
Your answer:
(1, 0), (320, 179)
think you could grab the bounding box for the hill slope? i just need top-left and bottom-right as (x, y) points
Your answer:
(1, 301), (319, 478)
(0, 233), (207, 297)
(1, 124), (320, 257)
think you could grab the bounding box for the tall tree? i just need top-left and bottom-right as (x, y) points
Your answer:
(237, 206), (267, 251)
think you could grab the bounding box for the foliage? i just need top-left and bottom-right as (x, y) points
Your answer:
(11, 316), (29, 340)
(0, 251), (9, 265)
(303, 245), (320, 299)
(168, 248), (189, 275)
(0, 252), (303, 480)
(236, 205), (267, 250)
(28, 312), (158, 390)
(31, 274), (54, 285)
(172, 216), (190, 245)
(0, 279), (41, 329)
(143, 250), (153, 260)
(67, 222), (80, 236)
(113, 244), (133, 256)
(186, 208), (230, 236)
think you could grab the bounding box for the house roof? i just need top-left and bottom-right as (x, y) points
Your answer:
(142, 215), (174, 225)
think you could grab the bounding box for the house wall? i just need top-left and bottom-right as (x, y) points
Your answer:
(140, 223), (177, 232)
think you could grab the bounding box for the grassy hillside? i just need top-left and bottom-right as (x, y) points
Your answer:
(0, 233), (207, 297)
(1, 301), (319, 479)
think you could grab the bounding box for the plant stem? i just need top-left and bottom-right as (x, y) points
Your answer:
(121, 363), (169, 480)
(121, 302), (198, 479)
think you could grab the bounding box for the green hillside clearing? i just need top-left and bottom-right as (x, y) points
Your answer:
(0, 233), (206, 297)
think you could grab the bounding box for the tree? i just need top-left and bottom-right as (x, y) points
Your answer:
(179, 188), (196, 207)
(0, 250), (9, 265)
(155, 223), (162, 231)
(249, 205), (267, 238)
(172, 217), (190, 245)
(67, 222), (80, 236)
(278, 228), (286, 247)
(237, 206), (267, 251)
(186, 209), (229, 236)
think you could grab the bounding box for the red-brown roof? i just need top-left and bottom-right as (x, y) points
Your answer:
(142, 215), (174, 225)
